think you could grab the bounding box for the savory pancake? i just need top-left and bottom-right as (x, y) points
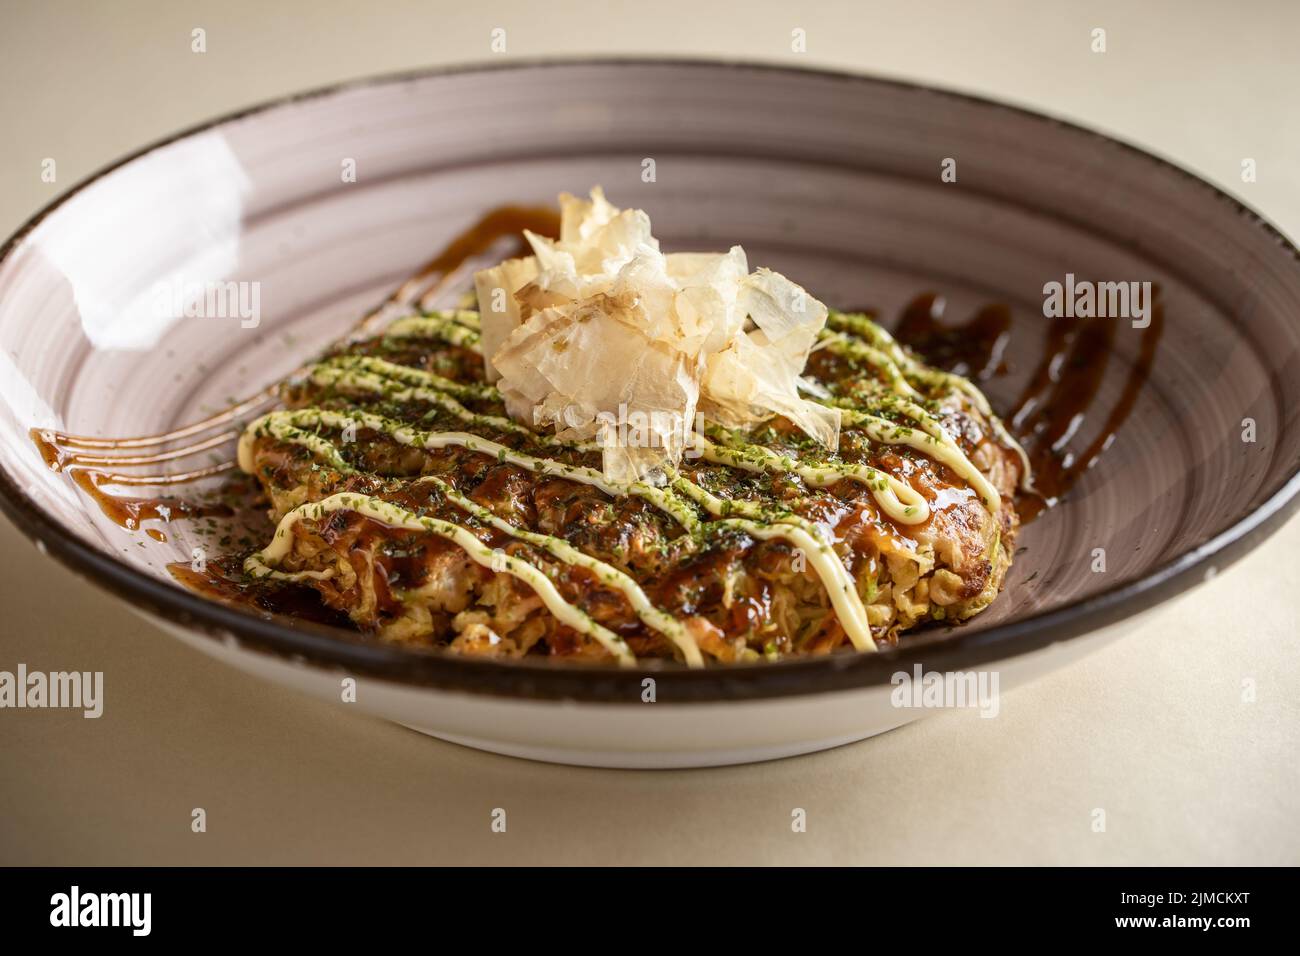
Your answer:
(234, 304), (1024, 666)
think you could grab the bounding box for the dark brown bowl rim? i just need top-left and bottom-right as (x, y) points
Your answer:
(1, 57), (1298, 704)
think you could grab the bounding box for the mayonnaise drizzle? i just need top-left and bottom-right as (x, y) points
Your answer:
(306, 362), (601, 454)
(696, 434), (931, 523)
(312, 354), (496, 402)
(382, 312), (483, 353)
(664, 472), (876, 651)
(832, 409), (1000, 512)
(239, 305), (1022, 663)
(826, 310), (1033, 489)
(819, 332), (921, 397)
(244, 491), (636, 665)
(307, 357), (970, 519)
(240, 406), (884, 655)
(427, 477), (704, 666)
(237, 407), (701, 531)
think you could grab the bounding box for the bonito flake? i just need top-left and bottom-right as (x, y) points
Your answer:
(477, 188), (840, 485)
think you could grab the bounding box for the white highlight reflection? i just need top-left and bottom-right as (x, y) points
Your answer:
(37, 132), (250, 350)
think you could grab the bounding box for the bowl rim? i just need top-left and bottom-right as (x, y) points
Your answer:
(2, 56), (1298, 703)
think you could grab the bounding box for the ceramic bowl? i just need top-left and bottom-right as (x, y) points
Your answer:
(2, 60), (1298, 767)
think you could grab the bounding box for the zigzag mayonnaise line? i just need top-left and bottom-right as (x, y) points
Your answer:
(244, 491), (636, 665)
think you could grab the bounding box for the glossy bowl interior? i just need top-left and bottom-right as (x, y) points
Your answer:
(1, 60), (1298, 702)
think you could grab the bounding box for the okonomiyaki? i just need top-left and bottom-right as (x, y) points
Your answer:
(223, 189), (1030, 666)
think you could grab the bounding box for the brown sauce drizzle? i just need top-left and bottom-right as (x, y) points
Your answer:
(889, 293), (1165, 521)
(393, 205), (560, 307)
(67, 468), (232, 531)
(894, 293), (1011, 382)
(168, 557), (354, 628)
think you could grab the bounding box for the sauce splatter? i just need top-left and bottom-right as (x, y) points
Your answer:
(67, 467), (231, 531)
(894, 293), (1011, 382)
(890, 293), (1165, 521)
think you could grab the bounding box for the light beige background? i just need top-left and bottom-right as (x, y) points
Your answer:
(1, 0), (1297, 865)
